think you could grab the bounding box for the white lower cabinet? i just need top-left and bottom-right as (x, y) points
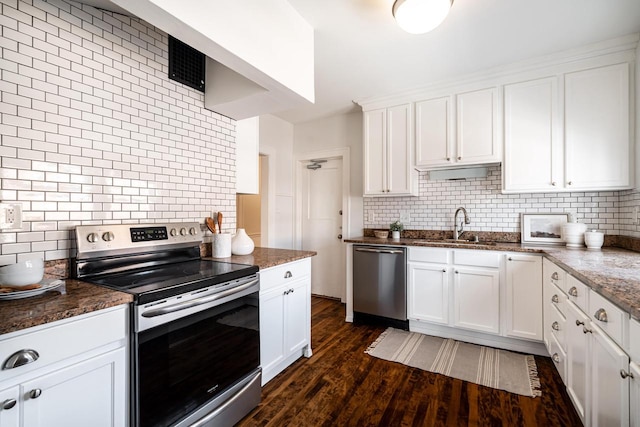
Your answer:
(565, 301), (590, 424)
(0, 306), (128, 427)
(505, 254), (543, 340)
(453, 266), (500, 334)
(630, 362), (640, 427)
(259, 258), (312, 385)
(408, 262), (449, 325)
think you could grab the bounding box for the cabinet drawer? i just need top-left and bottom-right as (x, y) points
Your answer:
(566, 275), (589, 312)
(543, 258), (567, 293)
(259, 259), (311, 292)
(630, 318), (640, 362)
(453, 250), (501, 268)
(544, 280), (567, 316)
(0, 306), (127, 383)
(546, 303), (566, 351)
(548, 332), (567, 383)
(588, 291), (628, 348)
(408, 247), (449, 264)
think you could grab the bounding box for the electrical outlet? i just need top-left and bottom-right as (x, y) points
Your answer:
(368, 212), (376, 223)
(0, 203), (23, 230)
(634, 206), (640, 225)
(399, 210), (411, 223)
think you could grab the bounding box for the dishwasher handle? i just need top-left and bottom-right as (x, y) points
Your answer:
(354, 247), (404, 255)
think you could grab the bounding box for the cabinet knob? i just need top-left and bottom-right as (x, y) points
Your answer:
(568, 286), (578, 297)
(594, 308), (608, 322)
(29, 389), (42, 399)
(551, 272), (559, 280)
(620, 369), (635, 379)
(457, 156), (462, 161)
(1, 399), (16, 410)
(454, 270), (459, 274)
(583, 326), (592, 334)
(508, 257), (513, 261)
(284, 271), (292, 279)
(551, 181), (556, 186)
(567, 181), (573, 186)
(442, 269), (446, 273)
(552, 321), (560, 331)
(2, 349), (39, 370)
(290, 288), (294, 294)
(551, 294), (559, 304)
(575, 320), (585, 327)
(552, 353), (560, 363)
(446, 157), (451, 161)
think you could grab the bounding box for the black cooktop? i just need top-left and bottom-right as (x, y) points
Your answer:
(87, 260), (259, 304)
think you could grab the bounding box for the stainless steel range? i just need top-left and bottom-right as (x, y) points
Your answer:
(72, 222), (261, 427)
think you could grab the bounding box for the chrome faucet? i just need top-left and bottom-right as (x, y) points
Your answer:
(453, 207), (470, 240)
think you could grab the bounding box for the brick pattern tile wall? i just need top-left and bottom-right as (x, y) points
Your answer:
(364, 166), (632, 235)
(619, 189), (640, 238)
(0, 0), (236, 264)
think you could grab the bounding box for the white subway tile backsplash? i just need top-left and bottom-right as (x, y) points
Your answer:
(1, 0), (238, 262)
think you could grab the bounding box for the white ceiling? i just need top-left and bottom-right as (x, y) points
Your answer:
(80, 0), (640, 124)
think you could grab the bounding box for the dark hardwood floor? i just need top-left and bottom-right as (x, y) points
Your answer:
(237, 297), (582, 427)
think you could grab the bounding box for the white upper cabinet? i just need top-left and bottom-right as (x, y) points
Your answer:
(363, 104), (417, 196)
(503, 61), (633, 193)
(456, 88), (500, 165)
(415, 88), (500, 169)
(503, 77), (560, 192)
(564, 63), (632, 190)
(236, 117), (260, 194)
(415, 96), (452, 167)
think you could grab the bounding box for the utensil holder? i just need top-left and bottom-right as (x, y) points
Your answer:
(212, 233), (232, 258)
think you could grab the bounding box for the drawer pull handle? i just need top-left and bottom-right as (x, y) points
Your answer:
(29, 389), (42, 399)
(284, 271), (293, 279)
(575, 320), (585, 327)
(552, 353), (560, 363)
(454, 270), (459, 274)
(2, 399), (17, 410)
(3, 349), (39, 370)
(568, 287), (578, 297)
(551, 272), (559, 280)
(594, 308), (608, 323)
(583, 326), (592, 334)
(620, 369), (635, 379)
(551, 321), (560, 331)
(551, 295), (559, 304)
(442, 269), (446, 273)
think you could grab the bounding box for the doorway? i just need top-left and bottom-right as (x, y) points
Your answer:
(237, 155), (266, 246)
(296, 149), (350, 301)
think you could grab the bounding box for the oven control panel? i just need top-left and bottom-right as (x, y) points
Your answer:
(75, 222), (202, 257)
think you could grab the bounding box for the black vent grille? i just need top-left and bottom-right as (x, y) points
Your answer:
(168, 35), (205, 92)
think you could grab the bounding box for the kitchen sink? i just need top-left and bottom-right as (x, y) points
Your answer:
(410, 239), (497, 246)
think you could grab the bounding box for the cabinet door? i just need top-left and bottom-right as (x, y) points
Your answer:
(408, 263), (449, 325)
(22, 347), (126, 427)
(565, 301), (590, 425)
(363, 109), (387, 195)
(386, 103), (413, 194)
(415, 96), (452, 167)
(564, 63), (631, 190)
(0, 386), (19, 427)
(503, 77), (560, 192)
(630, 362), (640, 427)
(284, 279), (310, 355)
(236, 117), (259, 194)
(505, 255), (543, 341)
(456, 88), (499, 165)
(260, 288), (286, 374)
(453, 266), (500, 334)
(590, 324), (630, 427)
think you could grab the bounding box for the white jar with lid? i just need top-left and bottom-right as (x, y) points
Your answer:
(584, 229), (604, 250)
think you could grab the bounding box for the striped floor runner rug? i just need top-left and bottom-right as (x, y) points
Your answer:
(365, 328), (541, 397)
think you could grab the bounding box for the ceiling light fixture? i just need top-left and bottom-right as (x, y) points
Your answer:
(392, 0), (454, 35)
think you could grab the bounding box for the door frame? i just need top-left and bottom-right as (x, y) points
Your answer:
(259, 146), (277, 248)
(294, 148), (351, 252)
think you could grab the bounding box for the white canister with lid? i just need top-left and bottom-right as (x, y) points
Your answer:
(561, 220), (587, 248)
(584, 229), (604, 250)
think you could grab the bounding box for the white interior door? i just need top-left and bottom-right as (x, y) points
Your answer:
(301, 158), (344, 300)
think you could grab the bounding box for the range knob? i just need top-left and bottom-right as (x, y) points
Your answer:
(189, 227), (197, 236)
(180, 228), (187, 236)
(102, 231), (115, 242)
(87, 233), (99, 243)
(170, 228), (177, 237)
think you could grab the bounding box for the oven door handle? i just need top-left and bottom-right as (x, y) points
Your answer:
(141, 279), (259, 318)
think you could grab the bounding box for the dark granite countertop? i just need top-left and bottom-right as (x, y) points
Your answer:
(346, 237), (640, 321)
(206, 247), (317, 269)
(0, 279), (133, 336)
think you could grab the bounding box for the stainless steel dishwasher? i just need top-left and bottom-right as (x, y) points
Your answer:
(353, 245), (408, 329)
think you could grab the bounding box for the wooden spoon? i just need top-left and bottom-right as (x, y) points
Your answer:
(217, 212), (223, 233)
(205, 217), (216, 234)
